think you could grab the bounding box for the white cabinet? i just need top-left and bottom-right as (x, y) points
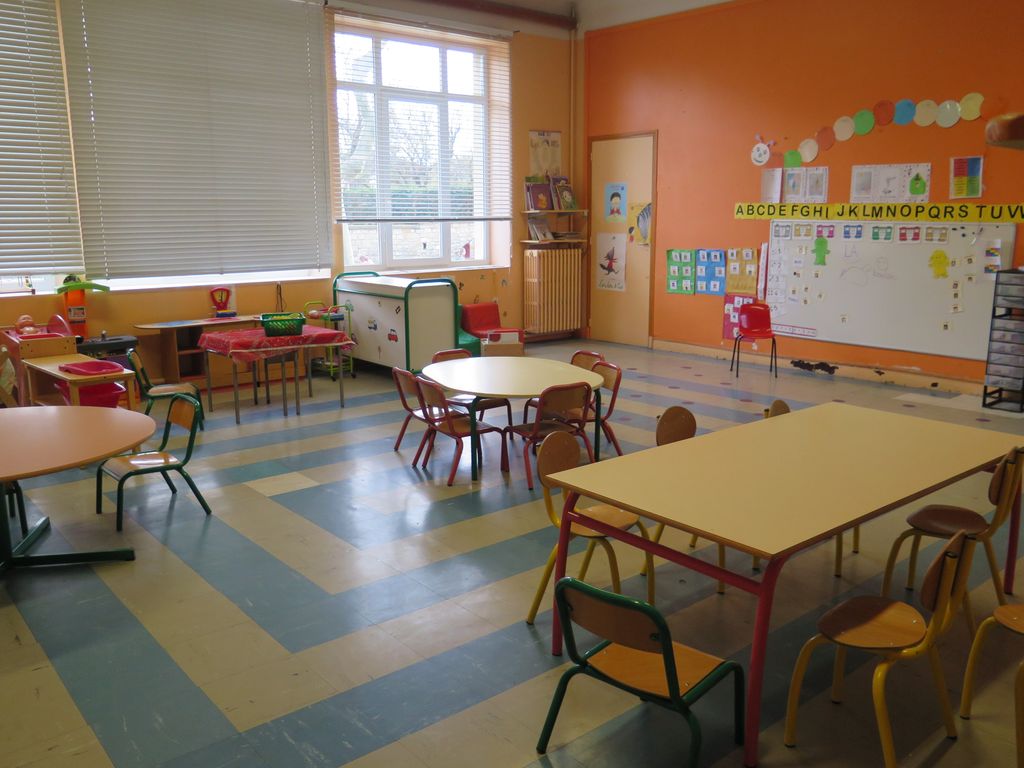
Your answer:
(332, 273), (458, 371)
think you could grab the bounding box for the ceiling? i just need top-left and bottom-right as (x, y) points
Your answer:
(514, 0), (729, 31)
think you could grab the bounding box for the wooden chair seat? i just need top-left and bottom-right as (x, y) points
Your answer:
(148, 382), (199, 398)
(589, 641), (726, 699)
(994, 604), (1024, 635)
(570, 504), (639, 537)
(906, 504), (988, 536)
(818, 595), (927, 650)
(102, 451), (182, 479)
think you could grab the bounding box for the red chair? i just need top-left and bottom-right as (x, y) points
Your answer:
(588, 361), (624, 456)
(414, 376), (508, 486)
(460, 302), (524, 343)
(392, 367), (430, 459)
(730, 302), (777, 378)
(431, 349), (513, 427)
(523, 350), (605, 423)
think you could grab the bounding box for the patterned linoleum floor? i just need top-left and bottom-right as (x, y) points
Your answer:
(3, 339), (1024, 768)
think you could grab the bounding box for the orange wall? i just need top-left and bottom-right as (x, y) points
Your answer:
(584, 0), (1024, 380)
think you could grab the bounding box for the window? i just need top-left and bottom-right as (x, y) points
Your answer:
(58, 0), (329, 282)
(0, 0), (83, 286)
(332, 16), (511, 270)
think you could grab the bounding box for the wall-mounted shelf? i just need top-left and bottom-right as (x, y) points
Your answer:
(982, 270), (1024, 412)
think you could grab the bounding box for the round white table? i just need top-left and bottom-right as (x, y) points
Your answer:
(421, 356), (605, 481)
(0, 407), (156, 572)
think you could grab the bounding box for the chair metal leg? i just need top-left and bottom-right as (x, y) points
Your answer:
(834, 531), (844, 578)
(784, 633), (829, 747)
(447, 438), (462, 486)
(1015, 661), (1024, 768)
(636, 521), (655, 604)
(853, 524), (860, 553)
(595, 538), (621, 593)
(730, 334), (741, 373)
(732, 664), (746, 745)
(684, 708), (703, 767)
(95, 465), (105, 514)
(178, 469), (212, 516)
(412, 428), (430, 466)
(771, 337), (778, 378)
(115, 477), (128, 532)
(523, 439), (535, 490)
(528, 544), (561, 625)
(960, 615), (998, 718)
(394, 413), (413, 451)
(601, 421), (624, 457)
(872, 660), (899, 768)
(536, 666), (582, 754)
(421, 431), (437, 467)
(688, 532), (698, 548)
(928, 645), (958, 740)
(577, 540), (597, 581)
(881, 529), (916, 597)
(831, 646), (848, 702)
(161, 471), (177, 494)
(983, 537), (1008, 605)
(906, 533), (923, 591)
(962, 589), (978, 638)
(716, 543), (726, 594)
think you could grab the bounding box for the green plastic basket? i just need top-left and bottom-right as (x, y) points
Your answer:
(260, 312), (305, 337)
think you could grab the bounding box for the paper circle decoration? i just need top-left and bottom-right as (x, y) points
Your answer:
(893, 99), (916, 125)
(798, 138), (819, 163)
(815, 125), (835, 151)
(783, 150), (802, 168)
(833, 115), (855, 141)
(751, 141), (771, 166)
(914, 99), (938, 126)
(960, 92), (984, 121)
(873, 100), (895, 126)
(936, 99), (961, 128)
(853, 109), (875, 135)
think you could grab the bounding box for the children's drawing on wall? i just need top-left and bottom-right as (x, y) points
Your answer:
(804, 167), (829, 204)
(628, 202), (652, 245)
(596, 233), (626, 292)
(929, 249), (950, 278)
(761, 168), (782, 203)
(604, 183), (626, 223)
(782, 168), (805, 203)
(849, 163), (931, 203)
(528, 130), (561, 178)
(812, 237), (829, 266)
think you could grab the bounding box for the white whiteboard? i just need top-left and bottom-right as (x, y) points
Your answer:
(766, 220), (1016, 360)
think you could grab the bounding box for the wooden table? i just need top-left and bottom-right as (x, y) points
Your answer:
(0, 407), (155, 572)
(134, 315), (260, 386)
(198, 326), (354, 424)
(24, 354), (138, 409)
(421, 356), (605, 481)
(546, 403), (1021, 767)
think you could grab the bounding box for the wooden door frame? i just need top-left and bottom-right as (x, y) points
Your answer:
(584, 130), (658, 343)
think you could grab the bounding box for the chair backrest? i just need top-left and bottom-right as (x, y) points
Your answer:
(432, 348), (471, 364)
(536, 431), (580, 527)
(570, 350), (604, 370)
(739, 302), (772, 333)
(986, 449), (1023, 534)
(392, 367), (422, 415)
(415, 376), (459, 432)
(918, 531), (976, 640)
(555, 578), (684, 700)
(656, 406), (696, 446)
(126, 348), (153, 392)
(764, 399), (790, 418)
(533, 382), (592, 430)
(590, 361), (622, 419)
(461, 302), (501, 334)
(158, 394), (202, 462)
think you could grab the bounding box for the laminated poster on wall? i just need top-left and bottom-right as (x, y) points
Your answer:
(849, 163), (930, 204)
(666, 250), (696, 294)
(596, 233), (626, 292)
(604, 183), (627, 223)
(528, 130), (561, 178)
(950, 156), (983, 199)
(725, 248), (758, 295)
(628, 202), (652, 246)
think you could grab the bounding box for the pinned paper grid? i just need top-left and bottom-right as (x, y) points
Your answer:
(950, 156), (983, 199)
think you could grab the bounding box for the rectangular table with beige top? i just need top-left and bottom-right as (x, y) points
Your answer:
(24, 353), (138, 409)
(546, 403), (1021, 767)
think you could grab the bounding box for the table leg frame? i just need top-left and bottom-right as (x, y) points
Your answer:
(1005, 485), (1022, 595)
(550, 496), (788, 767)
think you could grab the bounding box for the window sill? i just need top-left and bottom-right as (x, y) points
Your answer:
(349, 263), (508, 277)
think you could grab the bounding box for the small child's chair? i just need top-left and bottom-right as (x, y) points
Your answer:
(127, 348), (205, 429)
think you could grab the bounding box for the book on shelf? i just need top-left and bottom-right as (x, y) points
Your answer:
(549, 175), (577, 210)
(525, 181), (554, 211)
(551, 231), (581, 240)
(527, 214), (554, 241)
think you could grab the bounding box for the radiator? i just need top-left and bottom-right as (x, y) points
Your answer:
(524, 247), (584, 334)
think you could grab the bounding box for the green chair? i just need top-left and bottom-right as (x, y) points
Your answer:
(126, 348), (205, 429)
(96, 394), (211, 531)
(537, 578), (745, 764)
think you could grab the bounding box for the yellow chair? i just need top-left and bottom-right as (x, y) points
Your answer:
(526, 431), (653, 625)
(882, 447), (1022, 617)
(960, 603), (1024, 768)
(784, 531), (976, 768)
(536, 577), (744, 764)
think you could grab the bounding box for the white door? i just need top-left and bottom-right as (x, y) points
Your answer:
(588, 134), (655, 346)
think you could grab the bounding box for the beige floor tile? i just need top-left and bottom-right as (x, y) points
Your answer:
(297, 625), (423, 692)
(0, 661), (90, 755)
(244, 471), (320, 496)
(201, 655), (337, 731)
(4, 726), (113, 768)
(399, 700), (539, 768)
(379, 600), (499, 658)
(164, 621), (289, 686)
(340, 740), (429, 768)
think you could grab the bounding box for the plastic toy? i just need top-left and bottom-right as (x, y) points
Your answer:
(303, 300), (355, 379)
(210, 286), (236, 318)
(56, 276), (109, 337)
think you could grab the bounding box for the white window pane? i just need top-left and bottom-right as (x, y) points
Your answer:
(343, 223), (381, 266)
(451, 221), (486, 262)
(338, 89), (376, 217)
(446, 49), (480, 96)
(392, 222), (440, 261)
(448, 101), (482, 217)
(388, 100), (438, 218)
(381, 40), (440, 92)
(335, 33), (373, 83)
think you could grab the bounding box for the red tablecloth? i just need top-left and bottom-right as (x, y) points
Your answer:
(198, 325), (354, 364)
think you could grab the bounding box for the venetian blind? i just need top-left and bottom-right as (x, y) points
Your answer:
(60, 0), (329, 280)
(0, 0), (84, 275)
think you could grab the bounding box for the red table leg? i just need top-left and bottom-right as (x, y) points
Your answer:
(1006, 485), (1022, 595)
